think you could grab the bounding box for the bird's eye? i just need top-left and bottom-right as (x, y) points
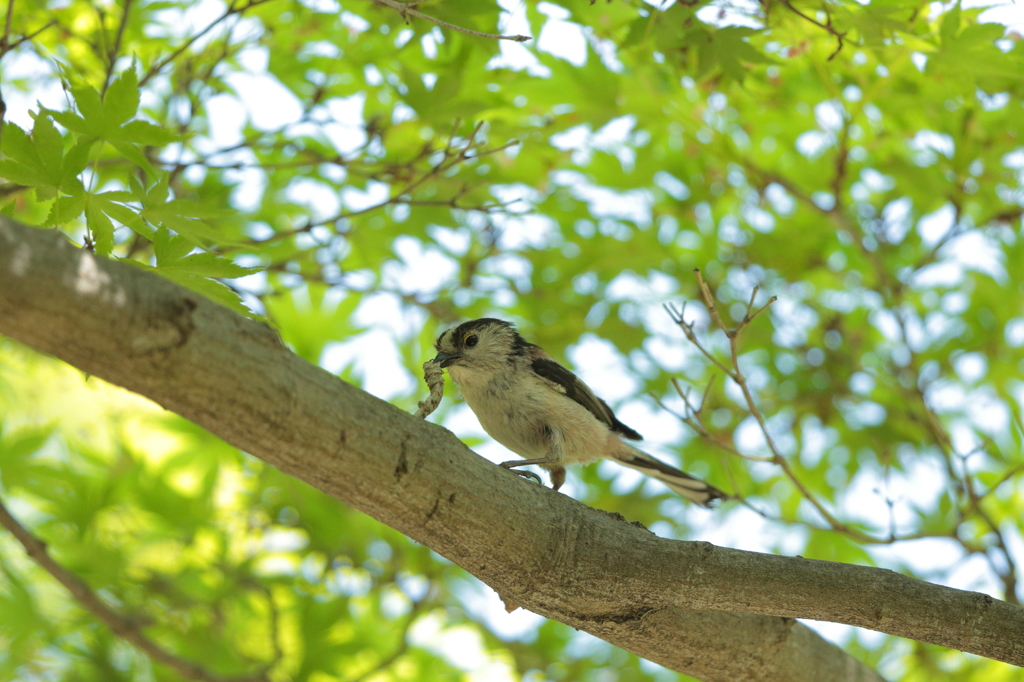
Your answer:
(464, 334), (478, 348)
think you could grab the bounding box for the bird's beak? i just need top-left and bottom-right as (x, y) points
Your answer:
(432, 351), (461, 368)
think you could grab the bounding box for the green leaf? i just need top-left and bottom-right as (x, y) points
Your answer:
(85, 198), (116, 255)
(122, 120), (180, 145)
(0, 159), (49, 187)
(153, 226), (196, 264)
(45, 192), (86, 226)
(146, 174), (170, 205)
(158, 252), (260, 279)
(0, 122), (35, 163)
(0, 122), (51, 187)
(71, 85), (104, 133)
(940, 3), (962, 45)
(62, 140), (94, 185)
(31, 114), (64, 186)
(104, 67), (140, 126)
(109, 139), (156, 176)
(91, 191), (150, 238)
(152, 264), (253, 315)
(46, 108), (89, 134)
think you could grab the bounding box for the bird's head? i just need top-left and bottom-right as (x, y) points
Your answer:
(432, 318), (532, 375)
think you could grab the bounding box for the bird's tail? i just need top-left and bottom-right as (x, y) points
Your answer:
(611, 443), (728, 508)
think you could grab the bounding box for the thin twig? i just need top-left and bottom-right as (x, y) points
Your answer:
(1, 0), (13, 57)
(140, 0), (278, 86)
(368, 0), (530, 42)
(102, 0), (135, 95)
(671, 272), (865, 538)
(245, 125), (521, 245)
(0, 496), (270, 682)
(778, 0), (845, 59)
(0, 16), (57, 62)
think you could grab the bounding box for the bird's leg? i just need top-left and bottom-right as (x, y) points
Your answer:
(501, 427), (565, 487)
(499, 457), (559, 486)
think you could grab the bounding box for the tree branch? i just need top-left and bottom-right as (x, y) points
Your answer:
(2, 217), (1023, 677)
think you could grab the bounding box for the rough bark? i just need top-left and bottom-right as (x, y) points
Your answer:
(2, 218), (1022, 679)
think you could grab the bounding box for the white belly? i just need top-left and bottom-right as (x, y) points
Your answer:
(450, 366), (612, 467)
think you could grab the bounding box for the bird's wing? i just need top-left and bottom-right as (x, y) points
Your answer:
(530, 356), (642, 440)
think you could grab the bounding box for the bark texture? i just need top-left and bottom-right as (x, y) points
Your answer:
(2, 218), (1022, 678)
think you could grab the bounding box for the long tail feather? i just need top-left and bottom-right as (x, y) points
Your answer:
(612, 444), (727, 507)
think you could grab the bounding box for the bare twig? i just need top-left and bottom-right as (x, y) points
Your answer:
(0, 15), (57, 62)
(140, 0), (279, 86)
(368, 0), (530, 42)
(0, 0), (13, 57)
(101, 0), (135, 95)
(778, 0), (846, 59)
(243, 122), (522, 246)
(0, 495), (271, 682)
(670, 271), (870, 539)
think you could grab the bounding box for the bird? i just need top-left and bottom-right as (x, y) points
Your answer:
(431, 318), (727, 507)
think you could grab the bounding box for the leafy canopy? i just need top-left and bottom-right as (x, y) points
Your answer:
(0, 0), (1023, 680)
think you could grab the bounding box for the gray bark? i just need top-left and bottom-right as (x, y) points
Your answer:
(2, 217), (1022, 679)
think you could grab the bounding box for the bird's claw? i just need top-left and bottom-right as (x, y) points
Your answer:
(500, 464), (544, 485)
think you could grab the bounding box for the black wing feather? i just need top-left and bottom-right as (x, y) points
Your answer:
(530, 357), (642, 440)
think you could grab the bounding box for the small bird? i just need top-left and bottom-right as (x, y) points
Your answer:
(431, 318), (727, 507)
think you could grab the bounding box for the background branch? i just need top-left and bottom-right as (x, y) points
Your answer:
(0, 495), (270, 682)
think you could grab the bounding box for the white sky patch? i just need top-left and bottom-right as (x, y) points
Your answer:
(537, 3), (588, 66)
(285, 178), (342, 222)
(382, 236), (459, 294)
(587, 27), (625, 72)
(604, 270), (676, 301)
(815, 100), (845, 132)
(321, 323), (415, 400)
(567, 335), (641, 402)
(341, 180), (389, 212)
(1005, 318), (1024, 347)
(553, 173), (653, 226)
(149, 0), (229, 42)
(428, 226), (472, 256)
(947, 0), (1024, 33)
(224, 47), (304, 130)
(694, 0), (765, 29)
(459, 582), (546, 640)
(204, 94), (247, 148)
(911, 260), (963, 288)
(488, 0), (551, 76)
(917, 203), (957, 245)
(795, 130), (834, 159)
(320, 93), (369, 154)
(550, 116), (642, 170)
(911, 130), (955, 158)
(494, 214), (558, 249)
(966, 390), (1011, 436)
(946, 553), (1006, 597)
(1, 51), (65, 127)
(941, 230), (1006, 282)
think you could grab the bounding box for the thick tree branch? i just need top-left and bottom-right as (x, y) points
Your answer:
(1, 218), (1022, 678)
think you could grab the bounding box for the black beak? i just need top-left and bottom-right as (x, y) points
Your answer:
(432, 352), (461, 368)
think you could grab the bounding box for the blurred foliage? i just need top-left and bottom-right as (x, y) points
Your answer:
(1, 0), (1023, 680)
